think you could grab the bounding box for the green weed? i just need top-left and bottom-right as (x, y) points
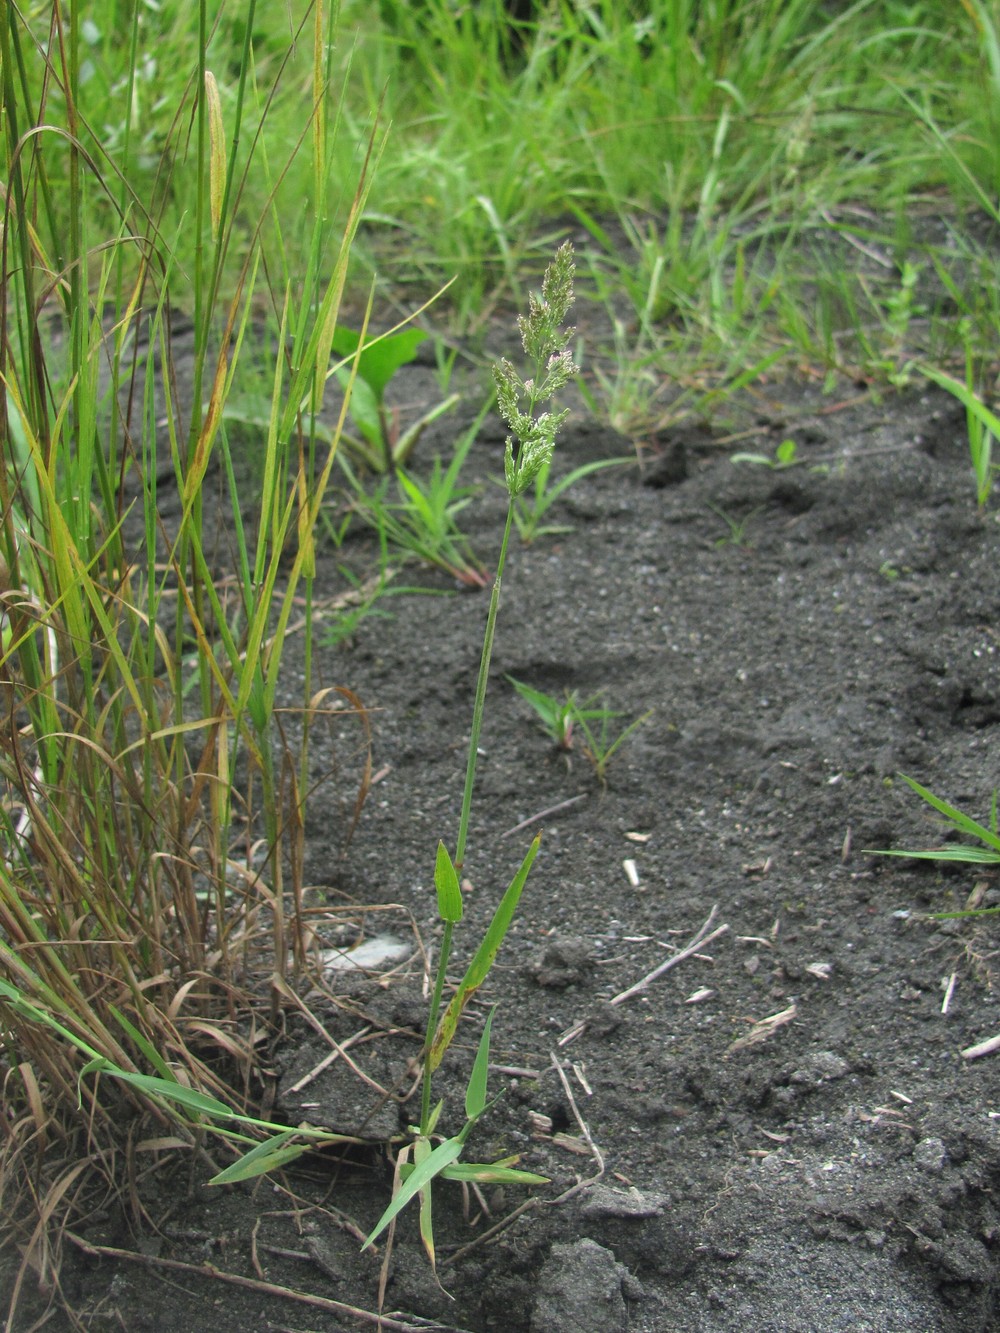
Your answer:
(340, 402), (491, 586)
(508, 677), (652, 782)
(331, 321), (460, 471)
(919, 335), (999, 508)
(732, 438), (801, 469)
(507, 677), (596, 750)
(575, 705), (654, 784)
(868, 776), (1000, 918)
(709, 502), (760, 547)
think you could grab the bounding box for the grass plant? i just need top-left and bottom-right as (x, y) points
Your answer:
(869, 777), (1000, 918)
(873, 776), (1000, 868)
(508, 677), (652, 781)
(507, 677), (581, 750)
(919, 338), (999, 508)
(13, 4), (1000, 434)
(340, 402), (491, 586)
(362, 242), (579, 1266)
(575, 704), (654, 784)
(0, 1), (389, 1311)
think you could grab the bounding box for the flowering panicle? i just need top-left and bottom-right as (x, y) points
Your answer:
(492, 241), (578, 498)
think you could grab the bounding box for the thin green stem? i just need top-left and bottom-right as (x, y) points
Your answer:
(420, 917), (455, 1132)
(455, 501), (515, 873)
(419, 499), (515, 1134)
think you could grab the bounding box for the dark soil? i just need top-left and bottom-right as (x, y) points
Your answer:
(7, 311), (1000, 1331)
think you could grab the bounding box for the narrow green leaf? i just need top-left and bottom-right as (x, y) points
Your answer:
(434, 841), (464, 924)
(430, 834), (540, 1071)
(441, 1162), (549, 1185)
(465, 1006), (495, 1121)
(362, 1136), (463, 1251)
(920, 365), (1000, 440)
(899, 775), (1000, 853)
(872, 846), (1000, 864)
(414, 1135), (436, 1267)
(425, 1099), (444, 1136)
(507, 676), (560, 727)
(209, 1130), (305, 1185)
(107, 1005), (173, 1082)
(94, 1069), (238, 1119)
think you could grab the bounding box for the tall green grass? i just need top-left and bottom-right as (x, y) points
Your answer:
(0, 1), (388, 1312)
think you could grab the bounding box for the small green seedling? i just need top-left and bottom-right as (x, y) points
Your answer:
(574, 704), (653, 783)
(919, 357), (998, 509)
(506, 677), (613, 750)
(332, 324), (460, 472)
(731, 438), (799, 469)
(508, 677), (651, 780)
(507, 677), (578, 748)
(868, 775), (1000, 918)
(709, 501), (759, 547)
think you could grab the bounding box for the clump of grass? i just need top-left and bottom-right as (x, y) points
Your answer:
(0, 2), (385, 1316)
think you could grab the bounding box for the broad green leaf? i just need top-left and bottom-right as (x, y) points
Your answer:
(335, 370), (381, 447)
(430, 834), (540, 1071)
(434, 841), (464, 923)
(209, 1130), (307, 1185)
(331, 326), (427, 400)
(465, 1006), (495, 1121)
(362, 1136), (463, 1250)
(776, 439), (798, 465)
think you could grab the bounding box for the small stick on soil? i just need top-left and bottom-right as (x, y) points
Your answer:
(961, 1032), (1000, 1060)
(941, 972), (957, 1015)
(725, 1003), (798, 1055)
(287, 1024), (373, 1093)
(550, 1052), (605, 1181)
(501, 792), (588, 837)
(64, 1234), (464, 1332)
(610, 907), (729, 1007)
